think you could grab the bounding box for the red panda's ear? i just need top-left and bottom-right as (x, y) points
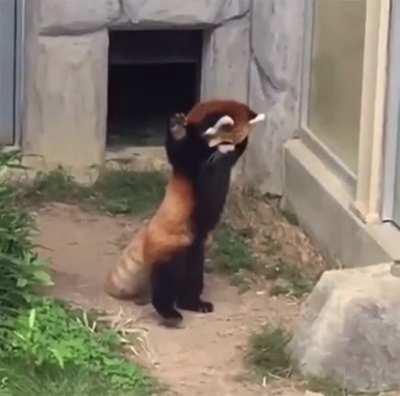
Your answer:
(249, 113), (266, 126)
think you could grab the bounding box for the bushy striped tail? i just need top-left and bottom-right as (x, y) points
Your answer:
(104, 226), (151, 305)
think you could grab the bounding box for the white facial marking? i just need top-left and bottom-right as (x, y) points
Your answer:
(204, 115), (234, 136)
(208, 137), (224, 147)
(218, 144), (235, 154)
(249, 113), (266, 125)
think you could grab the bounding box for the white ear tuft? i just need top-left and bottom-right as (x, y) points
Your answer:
(218, 144), (235, 154)
(204, 127), (217, 136)
(249, 113), (266, 125)
(204, 115), (234, 136)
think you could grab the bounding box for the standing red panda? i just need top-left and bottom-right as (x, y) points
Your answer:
(104, 100), (265, 327)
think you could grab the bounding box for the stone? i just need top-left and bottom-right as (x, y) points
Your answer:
(288, 263), (400, 393)
(23, 30), (108, 180)
(121, 0), (250, 28)
(240, 0), (305, 195)
(201, 16), (250, 102)
(40, 0), (121, 35)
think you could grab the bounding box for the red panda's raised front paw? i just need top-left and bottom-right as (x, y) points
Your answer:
(169, 113), (187, 141)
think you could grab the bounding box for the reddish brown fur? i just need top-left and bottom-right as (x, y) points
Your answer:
(104, 171), (196, 301)
(186, 100), (257, 145)
(143, 171), (196, 266)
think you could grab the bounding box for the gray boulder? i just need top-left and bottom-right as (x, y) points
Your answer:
(288, 263), (400, 393)
(288, 264), (400, 392)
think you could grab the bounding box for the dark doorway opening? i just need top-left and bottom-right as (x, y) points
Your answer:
(107, 30), (203, 148)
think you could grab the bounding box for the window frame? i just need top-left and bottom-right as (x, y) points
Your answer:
(299, 0), (358, 196)
(383, 0), (400, 222)
(299, 0), (391, 223)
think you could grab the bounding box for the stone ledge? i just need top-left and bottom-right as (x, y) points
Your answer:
(121, 0), (250, 28)
(283, 139), (389, 267)
(39, 0), (251, 35)
(39, 0), (121, 36)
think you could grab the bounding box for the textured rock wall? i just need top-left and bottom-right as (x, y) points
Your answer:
(201, 16), (250, 102)
(240, 0), (305, 195)
(23, 0), (252, 179)
(23, 0), (303, 190)
(120, 0), (250, 28)
(27, 32), (108, 171)
(39, 0), (121, 35)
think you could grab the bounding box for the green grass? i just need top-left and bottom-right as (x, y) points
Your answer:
(246, 325), (292, 380)
(18, 167), (167, 216)
(0, 153), (156, 395)
(211, 224), (255, 275)
(93, 168), (166, 215)
(264, 260), (314, 298)
(210, 225), (314, 297)
(0, 151), (52, 320)
(0, 361), (140, 396)
(0, 299), (154, 396)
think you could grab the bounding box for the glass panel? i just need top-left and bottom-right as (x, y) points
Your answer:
(308, 0), (366, 173)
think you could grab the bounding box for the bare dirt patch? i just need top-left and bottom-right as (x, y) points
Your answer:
(34, 201), (325, 395)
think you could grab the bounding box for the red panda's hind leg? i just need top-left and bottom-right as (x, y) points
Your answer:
(177, 239), (214, 313)
(151, 260), (183, 328)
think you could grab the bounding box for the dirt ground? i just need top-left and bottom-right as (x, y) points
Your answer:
(35, 202), (313, 396)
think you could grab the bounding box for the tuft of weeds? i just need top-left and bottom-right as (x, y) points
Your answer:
(265, 260), (314, 298)
(93, 168), (166, 215)
(246, 325), (354, 394)
(210, 224), (255, 290)
(230, 270), (252, 294)
(280, 209), (299, 226)
(18, 167), (167, 216)
(20, 167), (92, 205)
(305, 376), (346, 396)
(0, 151), (52, 320)
(246, 325), (292, 380)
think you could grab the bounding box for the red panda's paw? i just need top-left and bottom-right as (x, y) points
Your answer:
(197, 300), (214, 313)
(177, 299), (214, 313)
(169, 113), (187, 141)
(159, 309), (184, 329)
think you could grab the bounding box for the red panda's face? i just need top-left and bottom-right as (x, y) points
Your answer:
(170, 101), (266, 155)
(203, 111), (266, 154)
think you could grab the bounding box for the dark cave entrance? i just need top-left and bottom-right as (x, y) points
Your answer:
(107, 30), (203, 148)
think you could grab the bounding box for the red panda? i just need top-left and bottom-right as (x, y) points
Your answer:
(104, 100), (265, 327)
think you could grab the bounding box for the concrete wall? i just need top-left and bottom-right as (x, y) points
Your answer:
(22, 0), (305, 192)
(22, 0), (251, 180)
(284, 139), (390, 267)
(238, 0), (305, 195)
